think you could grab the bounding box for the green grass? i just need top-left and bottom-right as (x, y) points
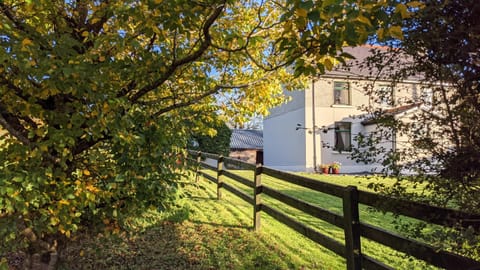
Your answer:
(58, 180), (302, 270)
(201, 169), (439, 269)
(56, 171), (445, 269)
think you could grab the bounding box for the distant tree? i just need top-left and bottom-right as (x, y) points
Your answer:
(351, 0), (480, 259)
(191, 120), (232, 156)
(0, 0), (407, 266)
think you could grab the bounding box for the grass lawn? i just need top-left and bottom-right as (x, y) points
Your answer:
(56, 170), (442, 269)
(57, 179), (302, 270)
(200, 169), (440, 269)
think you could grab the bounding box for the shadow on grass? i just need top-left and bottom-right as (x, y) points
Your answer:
(56, 185), (294, 270)
(188, 195), (217, 201)
(192, 220), (251, 229)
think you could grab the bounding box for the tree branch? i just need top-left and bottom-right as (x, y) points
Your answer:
(0, 106), (31, 146)
(128, 3), (225, 102)
(151, 78), (267, 117)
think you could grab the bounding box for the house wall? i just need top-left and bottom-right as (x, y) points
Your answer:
(264, 73), (427, 173)
(310, 78), (371, 173)
(314, 77), (420, 173)
(309, 78), (423, 173)
(268, 90), (305, 118)
(264, 105), (308, 171)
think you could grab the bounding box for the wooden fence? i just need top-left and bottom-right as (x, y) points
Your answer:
(187, 150), (480, 270)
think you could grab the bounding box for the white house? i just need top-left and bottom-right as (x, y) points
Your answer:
(263, 46), (430, 173)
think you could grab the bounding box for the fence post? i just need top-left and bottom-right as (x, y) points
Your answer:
(195, 151), (202, 183)
(253, 163), (262, 231)
(216, 155), (224, 200)
(343, 185), (361, 270)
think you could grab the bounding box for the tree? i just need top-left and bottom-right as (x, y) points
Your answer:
(191, 119), (232, 156)
(0, 0), (406, 265)
(350, 0), (480, 258)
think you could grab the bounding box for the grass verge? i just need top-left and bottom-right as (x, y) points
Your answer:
(50, 171), (457, 269)
(57, 180), (300, 270)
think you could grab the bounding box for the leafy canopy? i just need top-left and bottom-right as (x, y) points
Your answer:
(0, 0), (406, 255)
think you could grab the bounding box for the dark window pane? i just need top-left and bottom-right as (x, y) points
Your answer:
(334, 122), (351, 152)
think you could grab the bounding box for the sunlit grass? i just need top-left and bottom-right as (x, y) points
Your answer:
(58, 180), (301, 270)
(201, 169), (438, 269)
(56, 170), (447, 269)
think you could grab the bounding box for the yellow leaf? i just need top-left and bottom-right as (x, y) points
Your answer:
(59, 199), (69, 205)
(395, 3), (410, 19)
(357, 15), (372, 26)
(296, 8), (308, 18)
(154, 0), (162, 3)
(389, 26), (404, 40)
(98, 56), (105, 62)
(324, 58), (333, 71)
(50, 216), (60, 225)
(90, 17), (101, 24)
(377, 28), (385, 40)
(407, 1), (425, 8)
(81, 31), (89, 37)
(83, 169), (91, 176)
(103, 102), (109, 111)
(21, 38), (33, 47)
(86, 184), (99, 193)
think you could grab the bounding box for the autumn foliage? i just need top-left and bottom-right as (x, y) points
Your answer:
(0, 0), (408, 263)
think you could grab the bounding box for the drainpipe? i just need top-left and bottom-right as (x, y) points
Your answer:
(312, 80), (318, 172)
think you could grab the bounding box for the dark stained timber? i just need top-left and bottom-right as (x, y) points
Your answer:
(199, 171), (217, 184)
(357, 190), (480, 231)
(187, 151), (480, 269)
(361, 255), (395, 270)
(224, 156), (256, 170)
(222, 170), (255, 188)
(200, 162), (217, 171)
(261, 204), (346, 258)
(262, 166), (344, 197)
(222, 182), (254, 205)
(360, 222), (480, 269)
(262, 186), (344, 228)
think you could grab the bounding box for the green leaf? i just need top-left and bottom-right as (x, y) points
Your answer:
(12, 176), (23, 183)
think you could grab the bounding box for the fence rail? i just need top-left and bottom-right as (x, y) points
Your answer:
(188, 150), (480, 270)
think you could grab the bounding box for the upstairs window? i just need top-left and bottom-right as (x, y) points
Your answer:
(422, 88), (433, 109)
(334, 122), (351, 152)
(334, 82), (350, 105)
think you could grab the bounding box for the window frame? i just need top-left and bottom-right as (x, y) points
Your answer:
(333, 81), (351, 105)
(334, 122), (352, 152)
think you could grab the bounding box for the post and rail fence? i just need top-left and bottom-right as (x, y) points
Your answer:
(187, 150), (480, 270)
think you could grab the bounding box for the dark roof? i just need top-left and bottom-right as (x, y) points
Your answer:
(324, 45), (423, 81)
(230, 129), (263, 150)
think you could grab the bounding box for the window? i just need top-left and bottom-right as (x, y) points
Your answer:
(422, 88), (433, 108)
(333, 82), (350, 105)
(377, 84), (394, 106)
(334, 122), (351, 152)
